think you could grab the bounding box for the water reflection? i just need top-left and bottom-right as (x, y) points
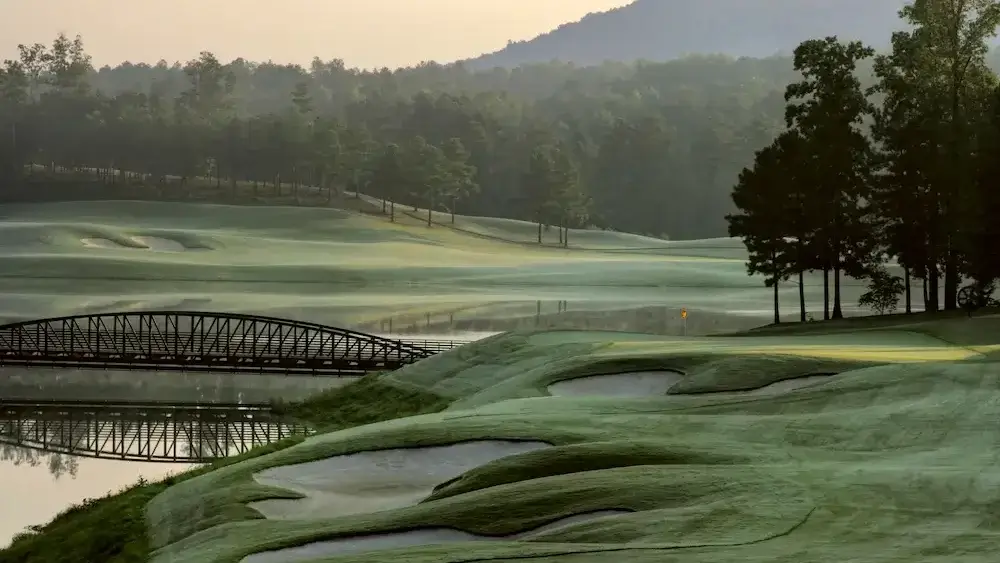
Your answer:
(0, 444), (78, 480)
(0, 400), (311, 464)
(0, 399), (311, 547)
(0, 367), (352, 404)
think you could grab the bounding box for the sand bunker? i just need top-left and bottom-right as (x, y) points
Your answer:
(240, 510), (629, 563)
(547, 371), (683, 397)
(130, 235), (187, 251)
(249, 440), (551, 520)
(80, 237), (125, 249)
(80, 236), (188, 252)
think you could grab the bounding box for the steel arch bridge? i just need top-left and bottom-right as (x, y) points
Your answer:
(0, 311), (461, 376)
(0, 400), (312, 463)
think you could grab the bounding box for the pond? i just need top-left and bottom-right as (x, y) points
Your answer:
(0, 391), (319, 546)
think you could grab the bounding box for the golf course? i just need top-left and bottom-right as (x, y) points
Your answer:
(0, 198), (995, 563)
(0, 198), (869, 328)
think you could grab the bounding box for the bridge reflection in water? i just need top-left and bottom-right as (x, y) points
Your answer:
(0, 400), (312, 463)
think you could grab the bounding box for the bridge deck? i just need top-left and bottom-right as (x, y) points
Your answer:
(0, 311), (464, 376)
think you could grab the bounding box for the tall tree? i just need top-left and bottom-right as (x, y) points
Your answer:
(899, 0), (1000, 309)
(439, 137), (479, 223)
(968, 83), (1000, 287)
(520, 144), (579, 244)
(727, 141), (796, 325)
(784, 37), (876, 319)
(370, 143), (405, 221)
(403, 136), (450, 226)
(870, 30), (944, 312)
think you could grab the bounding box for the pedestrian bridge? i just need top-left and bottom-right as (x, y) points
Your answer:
(0, 311), (462, 376)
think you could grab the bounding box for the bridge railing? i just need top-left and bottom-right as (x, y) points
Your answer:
(0, 312), (472, 376)
(398, 339), (464, 354)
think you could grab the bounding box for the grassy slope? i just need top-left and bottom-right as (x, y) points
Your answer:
(144, 317), (1000, 563)
(0, 199), (961, 562)
(0, 199), (870, 325)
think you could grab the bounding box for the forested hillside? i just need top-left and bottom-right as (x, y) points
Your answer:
(5, 4), (1000, 252)
(0, 36), (805, 240)
(467, 0), (909, 68)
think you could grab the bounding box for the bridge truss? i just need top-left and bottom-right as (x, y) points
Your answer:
(0, 400), (311, 463)
(0, 311), (460, 376)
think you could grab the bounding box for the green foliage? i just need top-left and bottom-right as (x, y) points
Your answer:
(859, 267), (905, 315)
(0, 34), (806, 242)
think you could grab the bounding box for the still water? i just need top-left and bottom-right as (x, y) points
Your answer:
(0, 372), (342, 547)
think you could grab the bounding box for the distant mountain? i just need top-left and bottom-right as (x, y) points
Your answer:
(465, 0), (911, 68)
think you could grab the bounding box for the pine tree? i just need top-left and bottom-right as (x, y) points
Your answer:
(727, 140), (797, 324)
(784, 37), (875, 319)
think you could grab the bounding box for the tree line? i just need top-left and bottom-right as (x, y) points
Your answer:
(727, 0), (1000, 323)
(0, 35), (805, 241)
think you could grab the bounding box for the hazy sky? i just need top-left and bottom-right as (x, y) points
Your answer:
(0, 0), (633, 69)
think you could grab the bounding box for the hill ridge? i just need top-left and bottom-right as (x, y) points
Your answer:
(465, 0), (911, 69)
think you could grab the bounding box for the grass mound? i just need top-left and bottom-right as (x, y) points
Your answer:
(135, 318), (1000, 563)
(425, 440), (762, 503)
(271, 375), (449, 430)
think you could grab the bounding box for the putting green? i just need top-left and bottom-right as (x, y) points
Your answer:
(144, 321), (1000, 563)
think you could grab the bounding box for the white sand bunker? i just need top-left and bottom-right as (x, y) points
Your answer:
(249, 440), (551, 521)
(548, 371), (683, 397)
(80, 235), (188, 252)
(240, 510), (628, 563)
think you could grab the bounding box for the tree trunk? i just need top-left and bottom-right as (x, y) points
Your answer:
(832, 265), (843, 320)
(390, 201), (395, 223)
(773, 279), (780, 325)
(923, 276), (929, 311)
(427, 200), (432, 227)
(823, 266), (830, 320)
(904, 267), (911, 314)
(537, 222), (542, 244)
(928, 263), (940, 313)
(451, 196), (457, 224)
(564, 225), (569, 248)
(944, 251), (958, 311)
(798, 269), (806, 322)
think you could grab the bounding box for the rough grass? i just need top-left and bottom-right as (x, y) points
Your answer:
(270, 374), (451, 431)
